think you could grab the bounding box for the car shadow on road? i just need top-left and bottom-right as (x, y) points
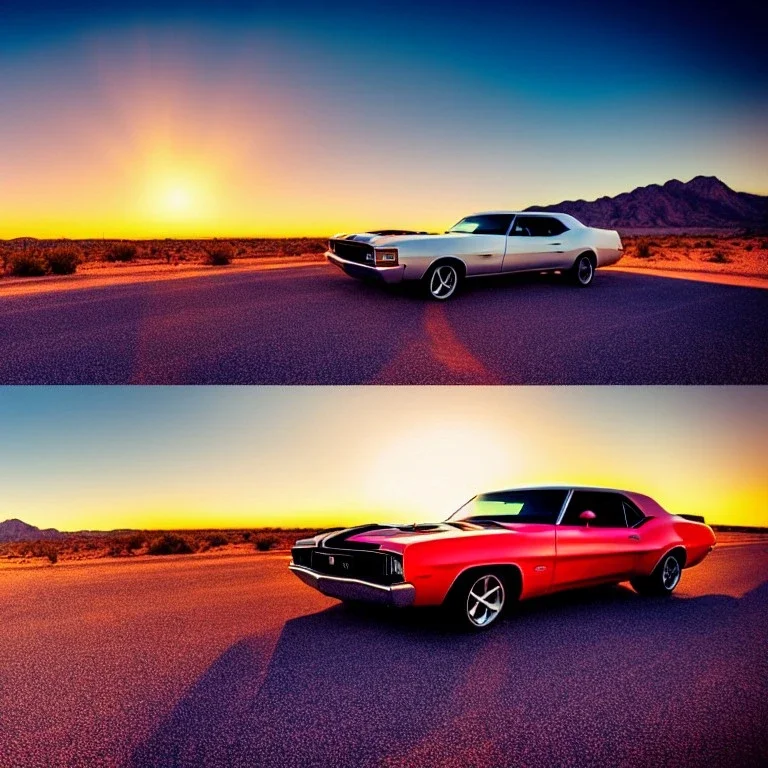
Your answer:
(129, 580), (767, 768)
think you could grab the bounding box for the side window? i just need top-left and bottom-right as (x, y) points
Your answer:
(561, 491), (628, 528)
(538, 217), (568, 236)
(509, 216), (535, 236)
(509, 216), (567, 237)
(622, 499), (644, 527)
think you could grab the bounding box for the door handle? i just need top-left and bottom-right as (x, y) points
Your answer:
(628, 534), (641, 541)
(548, 242), (561, 246)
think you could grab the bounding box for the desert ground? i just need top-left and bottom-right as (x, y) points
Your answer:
(0, 528), (316, 567)
(0, 535), (765, 767)
(1, 234), (767, 288)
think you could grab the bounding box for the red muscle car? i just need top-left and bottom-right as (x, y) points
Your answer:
(289, 486), (716, 629)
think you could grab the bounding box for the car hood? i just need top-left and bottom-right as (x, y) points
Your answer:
(323, 522), (553, 554)
(333, 232), (476, 248)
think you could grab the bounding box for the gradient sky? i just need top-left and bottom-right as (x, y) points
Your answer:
(1, 0), (766, 237)
(0, 386), (765, 530)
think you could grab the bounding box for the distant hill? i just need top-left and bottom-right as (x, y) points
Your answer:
(0, 519), (63, 542)
(526, 176), (768, 230)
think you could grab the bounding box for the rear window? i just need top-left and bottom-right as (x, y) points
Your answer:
(449, 214), (514, 235)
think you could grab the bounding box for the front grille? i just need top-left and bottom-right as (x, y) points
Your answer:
(292, 546), (402, 585)
(330, 240), (374, 265)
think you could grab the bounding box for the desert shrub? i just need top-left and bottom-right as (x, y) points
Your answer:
(147, 533), (194, 555)
(635, 241), (653, 259)
(45, 547), (58, 564)
(242, 531), (252, 541)
(105, 243), (137, 262)
(126, 533), (145, 551)
(708, 251), (730, 264)
(207, 533), (228, 548)
(204, 242), (234, 266)
(255, 534), (280, 552)
(744, 244), (753, 252)
(8, 250), (47, 277)
(703, 240), (714, 249)
(108, 542), (127, 557)
(760, 240), (768, 250)
(45, 244), (82, 275)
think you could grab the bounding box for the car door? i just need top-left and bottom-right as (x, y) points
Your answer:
(553, 491), (641, 588)
(503, 215), (569, 272)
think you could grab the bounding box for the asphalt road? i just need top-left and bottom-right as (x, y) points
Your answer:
(1, 265), (767, 383)
(0, 542), (766, 768)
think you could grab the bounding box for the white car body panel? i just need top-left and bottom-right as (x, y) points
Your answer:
(326, 211), (623, 285)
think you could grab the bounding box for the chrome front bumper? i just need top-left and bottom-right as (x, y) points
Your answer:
(289, 564), (416, 607)
(326, 251), (406, 284)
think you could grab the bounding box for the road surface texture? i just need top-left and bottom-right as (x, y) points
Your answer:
(1, 265), (767, 384)
(0, 541), (766, 767)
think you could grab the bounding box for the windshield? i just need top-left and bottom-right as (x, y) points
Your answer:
(448, 214), (514, 235)
(448, 489), (568, 525)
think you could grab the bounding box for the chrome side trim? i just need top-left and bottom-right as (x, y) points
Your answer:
(555, 489), (574, 525)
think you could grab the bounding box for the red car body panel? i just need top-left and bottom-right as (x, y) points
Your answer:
(290, 488), (717, 608)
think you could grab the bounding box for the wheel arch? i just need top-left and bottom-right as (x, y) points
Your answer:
(650, 545), (687, 574)
(442, 563), (523, 606)
(572, 249), (597, 269)
(424, 255), (468, 279)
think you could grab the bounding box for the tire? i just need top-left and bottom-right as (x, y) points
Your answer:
(448, 571), (507, 630)
(630, 552), (683, 596)
(424, 262), (462, 300)
(569, 253), (595, 287)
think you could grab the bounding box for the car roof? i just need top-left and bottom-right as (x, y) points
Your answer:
(483, 485), (634, 494)
(466, 211), (584, 227)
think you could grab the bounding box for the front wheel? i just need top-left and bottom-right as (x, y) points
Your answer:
(449, 572), (506, 630)
(569, 254), (595, 287)
(424, 262), (462, 300)
(630, 552), (683, 596)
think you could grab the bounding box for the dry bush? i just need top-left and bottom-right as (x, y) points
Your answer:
(147, 533), (194, 555)
(206, 533), (229, 548)
(255, 534), (280, 552)
(708, 251), (730, 264)
(204, 242), (234, 266)
(635, 241), (653, 259)
(8, 250), (48, 277)
(126, 533), (145, 551)
(105, 243), (137, 262)
(46, 244), (82, 275)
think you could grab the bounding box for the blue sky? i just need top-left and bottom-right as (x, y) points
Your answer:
(1, 0), (766, 236)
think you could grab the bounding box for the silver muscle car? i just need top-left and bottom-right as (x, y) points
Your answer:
(326, 212), (623, 299)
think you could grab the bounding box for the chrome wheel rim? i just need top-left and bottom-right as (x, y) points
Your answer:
(466, 574), (505, 627)
(578, 257), (593, 284)
(430, 265), (458, 299)
(662, 556), (681, 590)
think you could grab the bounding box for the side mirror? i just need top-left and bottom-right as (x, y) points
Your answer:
(579, 510), (596, 527)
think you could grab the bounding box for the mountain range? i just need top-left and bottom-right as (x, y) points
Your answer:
(526, 176), (768, 230)
(0, 519), (63, 542)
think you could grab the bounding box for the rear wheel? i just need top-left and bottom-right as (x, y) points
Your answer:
(630, 552), (683, 596)
(424, 262), (462, 300)
(569, 253), (595, 287)
(449, 572), (507, 630)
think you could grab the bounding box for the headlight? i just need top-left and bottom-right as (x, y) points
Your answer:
(389, 554), (404, 577)
(375, 248), (399, 266)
